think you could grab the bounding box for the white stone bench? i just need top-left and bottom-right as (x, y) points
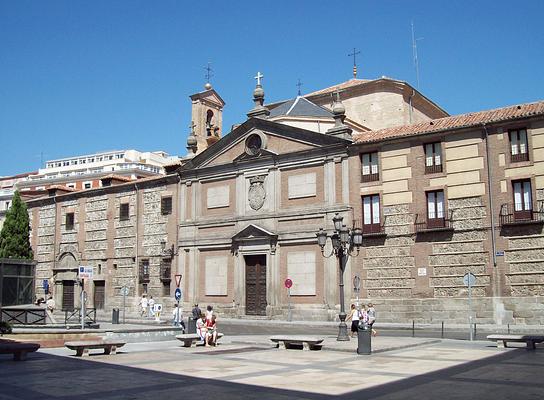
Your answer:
(65, 340), (126, 357)
(487, 334), (544, 350)
(0, 342), (40, 361)
(270, 335), (324, 351)
(175, 333), (223, 347)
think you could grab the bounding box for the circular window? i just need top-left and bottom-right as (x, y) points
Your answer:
(245, 134), (263, 156)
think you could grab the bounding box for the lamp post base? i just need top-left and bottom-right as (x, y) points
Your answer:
(337, 312), (350, 341)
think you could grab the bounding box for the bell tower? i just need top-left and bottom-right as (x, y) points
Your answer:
(187, 82), (225, 154)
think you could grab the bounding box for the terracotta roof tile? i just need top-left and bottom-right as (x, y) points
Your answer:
(353, 100), (544, 144)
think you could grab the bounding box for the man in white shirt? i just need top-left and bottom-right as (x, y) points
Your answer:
(139, 294), (148, 317)
(172, 304), (185, 332)
(148, 296), (155, 317)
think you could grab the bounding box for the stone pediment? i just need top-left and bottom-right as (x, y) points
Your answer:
(181, 118), (351, 170)
(189, 88), (225, 107)
(232, 224), (277, 242)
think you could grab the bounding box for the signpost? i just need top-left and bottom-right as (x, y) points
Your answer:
(353, 275), (361, 309)
(154, 303), (162, 322)
(120, 286), (129, 324)
(285, 278), (293, 322)
(78, 266), (93, 330)
(175, 288), (182, 302)
(463, 272), (476, 341)
(42, 279), (49, 295)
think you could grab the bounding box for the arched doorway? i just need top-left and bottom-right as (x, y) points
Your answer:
(56, 253), (78, 311)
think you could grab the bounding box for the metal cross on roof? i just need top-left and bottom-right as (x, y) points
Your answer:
(296, 78), (303, 96)
(204, 62), (214, 83)
(348, 47), (361, 78)
(254, 71), (264, 86)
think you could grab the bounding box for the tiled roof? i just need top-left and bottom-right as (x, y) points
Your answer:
(100, 174), (133, 182)
(304, 79), (370, 97)
(353, 100), (544, 144)
(269, 96), (334, 118)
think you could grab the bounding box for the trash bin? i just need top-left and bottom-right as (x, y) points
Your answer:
(112, 308), (120, 324)
(357, 326), (372, 355)
(188, 317), (197, 334)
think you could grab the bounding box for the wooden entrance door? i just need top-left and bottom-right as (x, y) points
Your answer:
(94, 281), (105, 310)
(245, 255), (267, 316)
(62, 281), (75, 311)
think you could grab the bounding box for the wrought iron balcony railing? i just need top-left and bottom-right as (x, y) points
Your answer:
(510, 152), (529, 163)
(414, 210), (453, 233)
(499, 200), (544, 226)
(424, 164), (443, 174)
(361, 172), (379, 183)
(160, 265), (171, 281)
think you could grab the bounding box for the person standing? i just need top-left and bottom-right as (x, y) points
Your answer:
(172, 304), (185, 331)
(148, 296), (155, 317)
(205, 305), (213, 322)
(139, 294), (148, 317)
(367, 303), (377, 336)
(192, 304), (201, 320)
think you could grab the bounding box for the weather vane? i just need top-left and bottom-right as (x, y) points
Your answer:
(348, 47), (361, 79)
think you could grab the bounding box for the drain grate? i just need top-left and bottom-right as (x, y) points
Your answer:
(198, 346), (272, 355)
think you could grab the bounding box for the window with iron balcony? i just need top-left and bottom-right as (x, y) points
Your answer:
(509, 128), (529, 163)
(361, 194), (385, 235)
(161, 196), (172, 215)
(415, 190), (453, 232)
(139, 260), (150, 283)
(424, 142), (442, 174)
(160, 260), (171, 281)
(361, 152), (379, 182)
(500, 180), (544, 226)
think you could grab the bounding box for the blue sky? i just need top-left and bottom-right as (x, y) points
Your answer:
(1, 0), (543, 176)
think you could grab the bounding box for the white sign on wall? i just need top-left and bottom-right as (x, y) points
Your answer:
(205, 256), (228, 295)
(287, 251), (316, 295)
(417, 267), (427, 277)
(78, 266), (94, 279)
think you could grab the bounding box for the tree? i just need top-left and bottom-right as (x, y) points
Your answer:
(0, 191), (33, 259)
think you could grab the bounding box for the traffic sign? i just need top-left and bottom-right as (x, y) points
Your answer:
(78, 266), (94, 279)
(285, 278), (293, 289)
(120, 286), (129, 296)
(175, 288), (182, 301)
(463, 272), (476, 287)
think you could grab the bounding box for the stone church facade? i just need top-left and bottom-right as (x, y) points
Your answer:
(26, 77), (544, 325)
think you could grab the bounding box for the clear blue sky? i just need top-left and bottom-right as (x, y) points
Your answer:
(1, 0), (543, 176)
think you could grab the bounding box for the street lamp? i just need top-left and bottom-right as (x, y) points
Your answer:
(316, 213), (363, 341)
(160, 238), (178, 257)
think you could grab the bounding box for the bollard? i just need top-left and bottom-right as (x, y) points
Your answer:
(507, 324), (510, 334)
(412, 320), (415, 337)
(474, 323), (477, 339)
(441, 321), (444, 339)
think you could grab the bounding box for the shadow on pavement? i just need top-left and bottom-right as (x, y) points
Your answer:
(1, 346), (543, 399)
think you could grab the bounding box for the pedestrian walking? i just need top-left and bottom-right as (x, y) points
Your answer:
(172, 304), (186, 331)
(346, 304), (362, 338)
(139, 294), (148, 317)
(367, 303), (377, 336)
(148, 296), (155, 317)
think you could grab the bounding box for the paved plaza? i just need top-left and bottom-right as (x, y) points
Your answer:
(1, 335), (543, 399)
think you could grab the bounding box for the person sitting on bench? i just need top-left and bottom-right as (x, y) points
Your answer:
(196, 313), (208, 346)
(206, 315), (218, 346)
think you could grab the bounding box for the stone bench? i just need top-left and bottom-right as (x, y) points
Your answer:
(270, 335), (324, 351)
(0, 342), (40, 361)
(487, 334), (544, 350)
(175, 333), (223, 347)
(65, 340), (126, 357)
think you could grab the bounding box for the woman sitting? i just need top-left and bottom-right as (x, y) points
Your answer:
(196, 313), (208, 345)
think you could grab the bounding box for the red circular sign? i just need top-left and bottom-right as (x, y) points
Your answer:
(285, 278), (293, 289)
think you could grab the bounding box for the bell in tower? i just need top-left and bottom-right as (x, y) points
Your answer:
(188, 71), (225, 154)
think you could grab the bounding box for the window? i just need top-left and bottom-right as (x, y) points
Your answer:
(509, 128), (529, 162)
(119, 203), (129, 221)
(161, 196), (172, 215)
(65, 212), (74, 230)
(66, 183), (76, 189)
(513, 179), (532, 220)
(427, 190), (445, 228)
(162, 282), (170, 296)
(362, 194), (382, 234)
(83, 182), (92, 189)
(361, 152), (379, 182)
(139, 260), (150, 283)
(424, 142), (442, 174)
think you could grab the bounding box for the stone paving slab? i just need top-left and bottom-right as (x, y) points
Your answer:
(1, 336), (543, 399)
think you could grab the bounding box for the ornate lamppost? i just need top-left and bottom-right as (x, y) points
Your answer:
(316, 213), (363, 341)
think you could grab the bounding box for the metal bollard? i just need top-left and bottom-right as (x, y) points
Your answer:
(441, 321), (444, 339)
(412, 320), (415, 337)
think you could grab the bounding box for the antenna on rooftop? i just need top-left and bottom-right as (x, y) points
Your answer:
(411, 21), (423, 89)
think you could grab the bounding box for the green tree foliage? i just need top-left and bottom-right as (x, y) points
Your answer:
(0, 191), (33, 259)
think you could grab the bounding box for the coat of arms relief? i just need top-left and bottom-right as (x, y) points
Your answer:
(248, 175), (266, 210)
